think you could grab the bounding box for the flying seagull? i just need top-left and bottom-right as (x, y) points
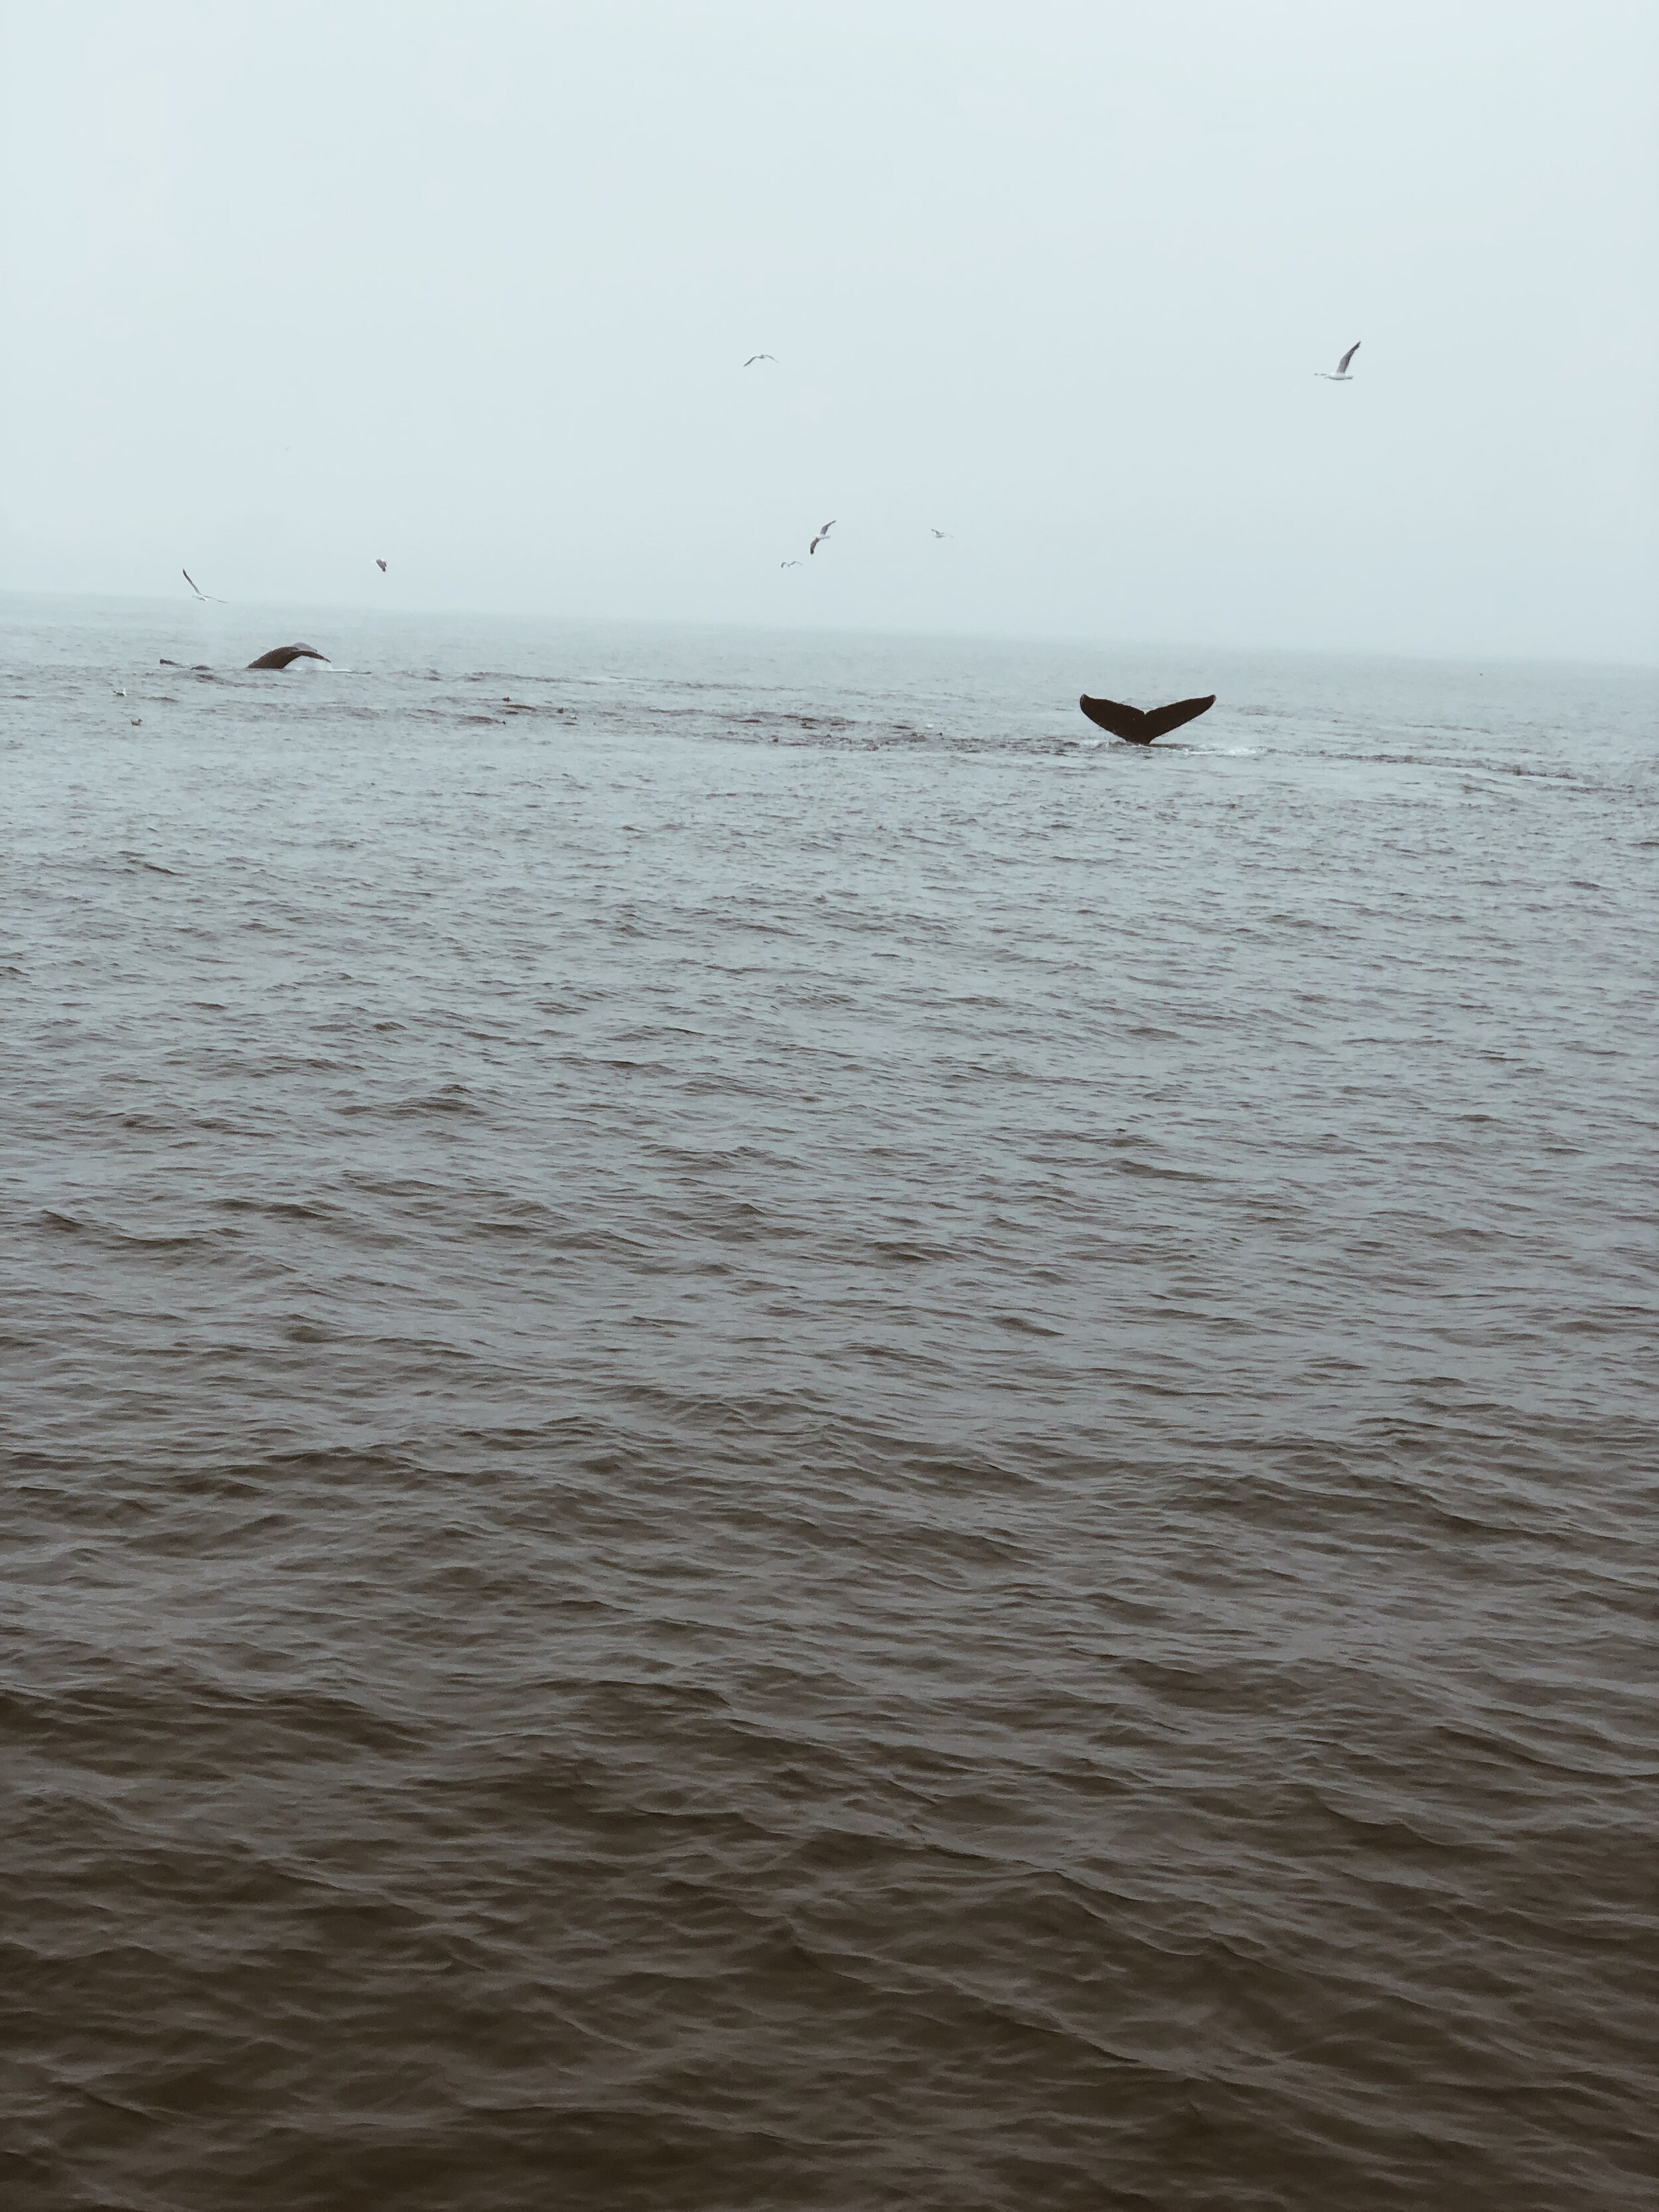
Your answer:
(376, 558), (388, 573)
(247, 643), (330, 671)
(744, 354), (776, 367)
(808, 519), (836, 555)
(780, 559), (802, 568)
(930, 528), (949, 539)
(1078, 693), (1216, 744)
(181, 568), (222, 601)
(1316, 342), (1360, 381)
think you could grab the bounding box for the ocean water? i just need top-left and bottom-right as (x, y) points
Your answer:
(3, 594), (1656, 2211)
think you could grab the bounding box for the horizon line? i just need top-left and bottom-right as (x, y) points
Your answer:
(0, 585), (1654, 675)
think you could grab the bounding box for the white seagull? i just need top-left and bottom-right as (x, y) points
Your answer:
(808, 519), (835, 555)
(743, 354), (776, 367)
(1316, 342), (1361, 382)
(181, 568), (222, 601)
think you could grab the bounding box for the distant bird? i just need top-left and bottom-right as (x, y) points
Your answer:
(743, 354), (776, 367)
(930, 528), (949, 539)
(809, 519), (835, 555)
(1316, 342), (1360, 381)
(780, 559), (802, 568)
(1078, 693), (1216, 744)
(376, 558), (388, 573)
(181, 568), (221, 601)
(247, 643), (330, 671)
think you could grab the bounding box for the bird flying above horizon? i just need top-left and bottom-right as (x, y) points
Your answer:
(780, 559), (802, 568)
(1316, 342), (1361, 381)
(181, 568), (221, 601)
(744, 354), (776, 366)
(809, 520), (835, 555)
(930, 528), (949, 539)
(376, 558), (388, 573)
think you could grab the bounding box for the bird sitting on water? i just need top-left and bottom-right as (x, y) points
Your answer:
(809, 519), (835, 555)
(1316, 342), (1360, 381)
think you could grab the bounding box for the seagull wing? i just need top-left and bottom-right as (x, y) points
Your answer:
(1336, 341), (1360, 374)
(182, 569), (204, 598)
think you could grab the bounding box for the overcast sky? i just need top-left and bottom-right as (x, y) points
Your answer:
(2, 0), (1654, 658)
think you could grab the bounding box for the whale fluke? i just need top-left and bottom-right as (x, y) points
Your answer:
(247, 644), (330, 671)
(1079, 693), (1216, 743)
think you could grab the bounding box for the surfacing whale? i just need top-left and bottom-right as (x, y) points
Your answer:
(1079, 693), (1216, 743)
(247, 644), (330, 671)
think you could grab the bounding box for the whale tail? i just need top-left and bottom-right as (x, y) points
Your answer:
(247, 644), (330, 671)
(1079, 693), (1216, 743)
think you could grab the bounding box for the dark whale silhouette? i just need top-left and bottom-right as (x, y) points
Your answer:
(1079, 693), (1216, 743)
(247, 644), (330, 671)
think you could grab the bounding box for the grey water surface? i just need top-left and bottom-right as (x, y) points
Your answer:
(3, 596), (1656, 2210)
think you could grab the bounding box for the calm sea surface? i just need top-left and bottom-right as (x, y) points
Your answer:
(3, 595), (1656, 2210)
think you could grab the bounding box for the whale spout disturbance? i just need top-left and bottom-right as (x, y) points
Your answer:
(248, 644), (330, 671)
(1079, 693), (1216, 743)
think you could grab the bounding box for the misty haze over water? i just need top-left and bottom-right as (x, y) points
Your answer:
(4, 0), (1658, 2205)
(2, 1), (1656, 661)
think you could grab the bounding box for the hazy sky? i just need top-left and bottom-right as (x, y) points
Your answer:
(3, 1), (1655, 658)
